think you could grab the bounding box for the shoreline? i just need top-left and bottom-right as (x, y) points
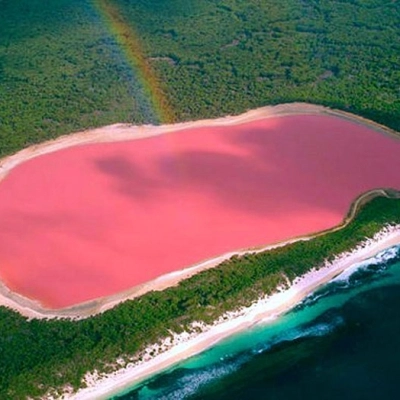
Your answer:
(0, 188), (393, 320)
(64, 225), (400, 400)
(1, 103), (399, 184)
(0, 102), (399, 319)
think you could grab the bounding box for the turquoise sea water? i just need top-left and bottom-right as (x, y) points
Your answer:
(114, 245), (400, 400)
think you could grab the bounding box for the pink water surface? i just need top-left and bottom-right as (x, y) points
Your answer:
(0, 115), (399, 308)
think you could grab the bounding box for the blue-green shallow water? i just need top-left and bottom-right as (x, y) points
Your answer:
(114, 245), (400, 400)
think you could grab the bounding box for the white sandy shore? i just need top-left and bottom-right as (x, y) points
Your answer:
(0, 102), (398, 319)
(50, 225), (400, 400)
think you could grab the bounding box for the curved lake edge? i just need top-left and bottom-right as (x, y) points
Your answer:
(0, 189), (397, 320)
(0, 103), (399, 319)
(1, 103), (399, 184)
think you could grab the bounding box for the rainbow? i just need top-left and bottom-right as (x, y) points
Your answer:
(92, 0), (175, 124)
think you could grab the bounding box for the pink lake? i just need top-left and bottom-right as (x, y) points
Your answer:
(0, 115), (399, 308)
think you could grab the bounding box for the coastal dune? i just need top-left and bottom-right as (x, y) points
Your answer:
(0, 104), (400, 315)
(69, 225), (400, 400)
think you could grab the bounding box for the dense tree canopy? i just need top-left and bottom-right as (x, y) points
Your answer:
(0, 0), (399, 157)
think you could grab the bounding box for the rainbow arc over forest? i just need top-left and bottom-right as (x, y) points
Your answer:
(92, 0), (175, 124)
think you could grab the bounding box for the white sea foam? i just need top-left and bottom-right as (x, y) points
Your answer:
(332, 244), (400, 284)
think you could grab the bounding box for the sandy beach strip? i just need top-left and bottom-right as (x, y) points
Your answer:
(60, 225), (400, 400)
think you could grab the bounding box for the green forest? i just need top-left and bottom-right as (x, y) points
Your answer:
(126, 0), (400, 127)
(1, 195), (400, 398)
(0, 0), (399, 398)
(0, 0), (399, 157)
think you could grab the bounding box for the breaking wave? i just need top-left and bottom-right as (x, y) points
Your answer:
(298, 245), (400, 309)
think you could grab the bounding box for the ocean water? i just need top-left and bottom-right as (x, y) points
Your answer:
(114, 245), (400, 400)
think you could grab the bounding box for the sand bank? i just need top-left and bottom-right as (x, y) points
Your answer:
(61, 225), (400, 400)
